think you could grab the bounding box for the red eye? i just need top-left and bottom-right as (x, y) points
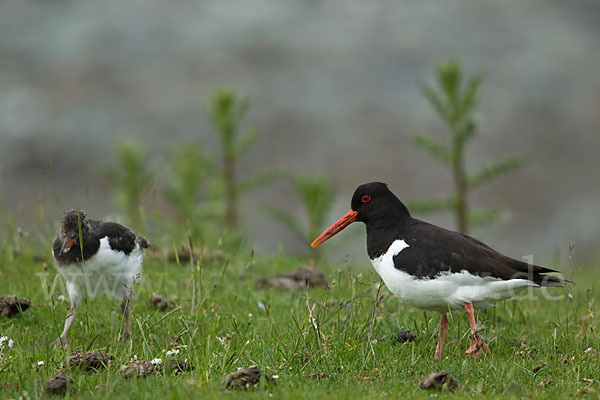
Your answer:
(361, 195), (371, 203)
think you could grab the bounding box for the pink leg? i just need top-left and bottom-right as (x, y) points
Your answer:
(52, 303), (77, 349)
(120, 297), (131, 342)
(434, 314), (449, 360)
(464, 303), (491, 358)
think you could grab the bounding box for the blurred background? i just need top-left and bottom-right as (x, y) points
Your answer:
(1, 0), (599, 266)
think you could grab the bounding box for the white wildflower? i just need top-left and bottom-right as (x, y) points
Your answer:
(248, 313), (253, 317)
(216, 337), (225, 345)
(58, 295), (65, 302)
(257, 301), (265, 310)
(37, 360), (44, 366)
(166, 349), (180, 356)
(0, 337), (13, 353)
(272, 375), (279, 380)
(584, 347), (593, 353)
(151, 358), (162, 365)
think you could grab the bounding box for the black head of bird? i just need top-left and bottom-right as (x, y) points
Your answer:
(58, 209), (89, 255)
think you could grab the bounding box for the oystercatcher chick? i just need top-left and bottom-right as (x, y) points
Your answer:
(51, 209), (149, 348)
(311, 182), (569, 359)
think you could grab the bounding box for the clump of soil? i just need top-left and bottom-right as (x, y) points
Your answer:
(45, 374), (71, 395)
(395, 330), (416, 343)
(419, 370), (458, 392)
(119, 360), (157, 379)
(148, 293), (169, 311)
(118, 358), (195, 378)
(226, 366), (262, 390)
(67, 350), (113, 372)
(0, 296), (32, 318)
(256, 266), (328, 290)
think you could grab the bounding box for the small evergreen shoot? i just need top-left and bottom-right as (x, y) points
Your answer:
(164, 144), (216, 242)
(208, 89), (279, 230)
(103, 139), (154, 232)
(410, 59), (527, 234)
(266, 175), (338, 258)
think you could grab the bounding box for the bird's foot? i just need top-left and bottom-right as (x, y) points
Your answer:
(51, 337), (69, 350)
(465, 334), (490, 359)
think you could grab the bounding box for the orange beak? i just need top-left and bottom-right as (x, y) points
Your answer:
(61, 237), (76, 254)
(311, 209), (358, 248)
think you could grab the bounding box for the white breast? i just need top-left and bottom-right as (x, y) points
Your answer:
(53, 237), (144, 305)
(370, 239), (536, 313)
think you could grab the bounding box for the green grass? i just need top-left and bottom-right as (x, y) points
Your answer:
(0, 246), (598, 399)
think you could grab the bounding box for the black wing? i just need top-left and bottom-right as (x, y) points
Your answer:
(394, 220), (566, 287)
(90, 220), (138, 255)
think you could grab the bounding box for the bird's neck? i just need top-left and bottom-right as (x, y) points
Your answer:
(365, 214), (412, 259)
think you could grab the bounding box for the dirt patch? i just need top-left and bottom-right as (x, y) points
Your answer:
(118, 358), (195, 378)
(0, 296), (32, 318)
(419, 370), (458, 393)
(67, 350), (113, 372)
(256, 266), (328, 290)
(148, 293), (169, 311)
(119, 360), (157, 379)
(395, 330), (416, 343)
(45, 374), (71, 395)
(226, 366), (262, 390)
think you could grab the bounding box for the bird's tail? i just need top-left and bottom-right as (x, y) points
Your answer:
(537, 274), (573, 287)
(136, 236), (150, 250)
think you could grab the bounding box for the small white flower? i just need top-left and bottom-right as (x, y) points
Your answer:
(216, 336), (225, 345)
(257, 301), (265, 310)
(58, 295), (65, 302)
(8, 339), (14, 348)
(584, 347), (593, 353)
(248, 313), (253, 317)
(166, 349), (180, 356)
(272, 375), (279, 380)
(0, 336), (7, 347)
(151, 358), (162, 365)
(37, 360), (44, 366)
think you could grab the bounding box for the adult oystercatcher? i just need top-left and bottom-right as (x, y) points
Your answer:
(311, 182), (568, 359)
(51, 210), (149, 348)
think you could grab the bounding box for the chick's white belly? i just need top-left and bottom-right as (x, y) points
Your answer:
(54, 237), (143, 305)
